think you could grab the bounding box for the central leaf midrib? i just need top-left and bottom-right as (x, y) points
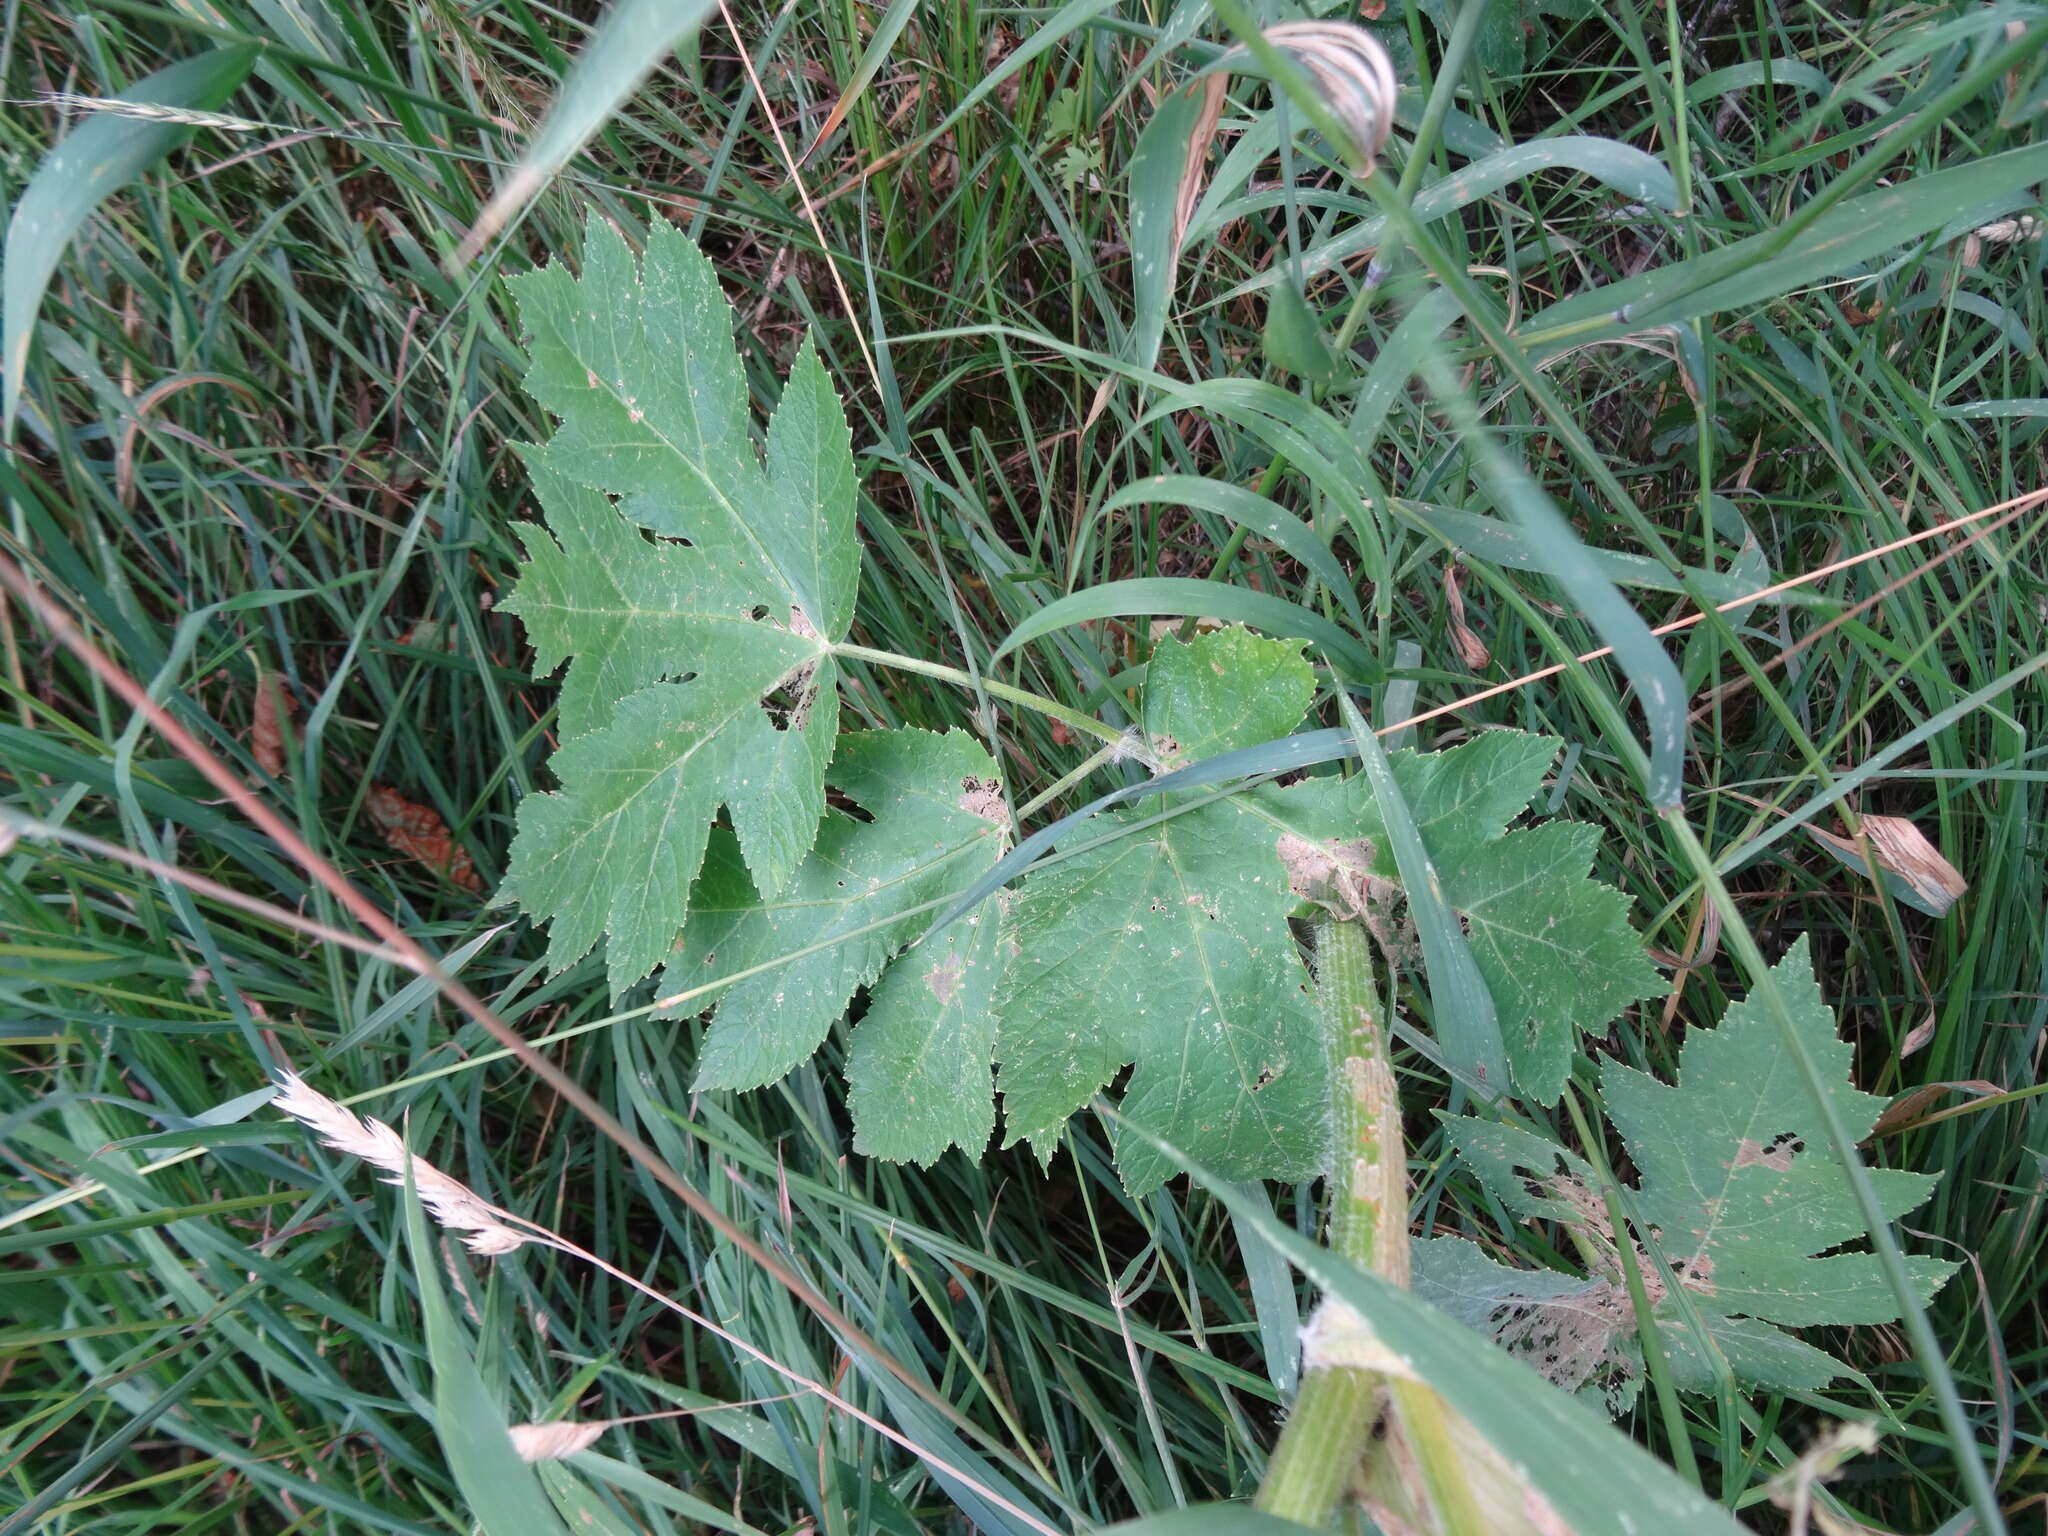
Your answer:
(692, 833), (992, 924)
(578, 356), (815, 627)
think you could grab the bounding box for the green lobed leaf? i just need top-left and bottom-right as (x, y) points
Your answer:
(1429, 936), (1953, 1406)
(664, 729), (1009, 1162)
(994, 629), (1331, 1193)
(492, 225), (1660, 1170)
(991, 629), (1655, 1187)
(1602, 936), (1952, 1326)
(849, 892), (1007, 1165)
(1336, 726), (1662, 1101)
(500, 217), (856, 992)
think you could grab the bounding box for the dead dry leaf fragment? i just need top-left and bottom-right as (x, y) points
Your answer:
(508, 1421), (607, 1462)
(250, 666), (296, 779)
(1443, 561), (1490, 670)
(1808, 814), (1965, 916)
(366, 784), (483, 892)
(1868, 1079), (2004, 1139)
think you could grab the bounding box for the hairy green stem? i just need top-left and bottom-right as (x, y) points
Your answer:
(1256, 920), (1486, 1533)
(829, 641), (1124, 746)
(1256, 1357), (1380, 1525)
(1014, 741), (1123, 821)
(1318, 919), (1403, 1274)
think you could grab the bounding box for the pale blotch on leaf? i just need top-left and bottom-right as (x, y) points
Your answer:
(1729, 1133), (1800, 1171)
(1277, 832), (1377, 919)
(925, 950), (968, 1005)
(958, 776), (1006, 824)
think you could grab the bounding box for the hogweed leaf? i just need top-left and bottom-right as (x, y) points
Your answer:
(1411, 1234), (1646, 1415)
(1438, 818), (1659, 1101)
(499, 218), (856, 991)
(992, 628), (1659, 1189)
(1142, 621), (1315, 769)
(1602, 935), (1951, 1327)
(1427, 936), (1952, 1406)
(995, 629), (1332, 1192)
(1315, 726), (1660, 1102)
(664, 729), (1009, 1160)
(850, 892), (1007, 1164)
(496, 219), (1659, 1171)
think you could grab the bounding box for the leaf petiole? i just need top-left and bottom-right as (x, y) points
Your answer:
(829, 641), (1126, 746)
(1257, 919), (1488, 1535)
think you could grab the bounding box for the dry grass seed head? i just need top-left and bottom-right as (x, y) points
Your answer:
(270, 1072), (529, 1255)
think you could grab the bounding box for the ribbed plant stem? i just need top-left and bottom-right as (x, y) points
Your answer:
(1256, 919), (1487, 1533)
(1317, 919), (1404, 1273)
(1257, 919), (1390, 1525)
(1255, 1352), (1381, 1525)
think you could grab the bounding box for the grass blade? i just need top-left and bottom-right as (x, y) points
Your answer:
(1337, 689), (1505, 1097)
(3, 46), (255, 439)
(1099, 475), (1361, 625)
(1126, 80), (1221, 374)
(993, 576), (1379, 682)
(399, 1168), (568, 1535)
(1525, 141), (2048, 349)
(457, 0), (715, 265)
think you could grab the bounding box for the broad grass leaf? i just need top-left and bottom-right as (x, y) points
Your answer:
(1102, 1509), (1319, 1534)
(460, 0), (716, 262)
(398, 1165), (567, 1536)
(993, 575), (1380, 682)
(1430, 936), (1953, 1403)
(1126, 80), (1222, 374)
(1222, 134), (1679, 299)
(501, 218), (856, 992)
(1098, 476), (1358, 625)
(4, 47), (257, 440)
(1525, 141), (2048, 349)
